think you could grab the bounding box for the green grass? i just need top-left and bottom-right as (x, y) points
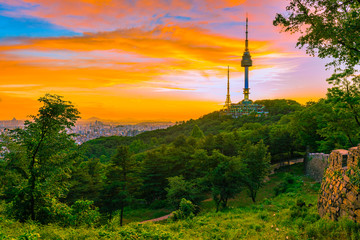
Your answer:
(1, 163), (360, 239)
(200, 162), (306, 211)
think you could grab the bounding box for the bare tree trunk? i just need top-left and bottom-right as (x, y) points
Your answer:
(251, 190), (257, 203)
(304, 145), (309, 174)
(120, 206), (124, 226)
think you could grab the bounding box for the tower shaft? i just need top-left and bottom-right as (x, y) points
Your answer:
(244, 67), (249, 100)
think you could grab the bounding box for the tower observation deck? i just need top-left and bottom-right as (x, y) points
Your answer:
(241, 16), (252, 101)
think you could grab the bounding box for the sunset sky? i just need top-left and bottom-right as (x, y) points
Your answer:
(0, 0), (332, 121)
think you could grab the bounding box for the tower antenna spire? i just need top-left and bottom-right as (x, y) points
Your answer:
(245, 13), (249, 51)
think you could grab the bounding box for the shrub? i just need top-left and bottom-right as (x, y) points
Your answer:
(170, 198), (196, 221)
(166, 176), (202, 208)
(18, 229), (41, 240)
(274, 173), (301, 196)
(70, 200), (100, 227)
(36, 199), (100, 227)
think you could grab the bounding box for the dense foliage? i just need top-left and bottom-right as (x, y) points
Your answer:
(273, 0), (360, 84)
(2, 164), (360, 240)
(0, 94), (80, 223)
(1, 91), (360, 237)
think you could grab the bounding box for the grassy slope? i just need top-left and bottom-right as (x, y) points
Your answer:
(2, 163), (360, 240)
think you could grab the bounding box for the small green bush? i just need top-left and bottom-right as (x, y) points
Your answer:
(166, 176), (202, 208)
(18, 229), (41, 240)
(70, 200), (100, 227)
(170, 198), (196, 221)
(274, 173), (302, 196)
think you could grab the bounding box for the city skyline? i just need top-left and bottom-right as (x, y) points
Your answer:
(0, 0), (331, 121)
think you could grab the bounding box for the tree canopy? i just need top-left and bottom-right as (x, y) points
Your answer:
(0, 94), (80, 222)
(274, 0), (360, 83)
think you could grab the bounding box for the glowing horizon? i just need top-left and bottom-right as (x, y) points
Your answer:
(0, 0), (331, 121)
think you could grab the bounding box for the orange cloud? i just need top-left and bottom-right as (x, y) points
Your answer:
(1, 25), (281, 69)
(0, 22), (303, 120)
(0, 0), (326, 121)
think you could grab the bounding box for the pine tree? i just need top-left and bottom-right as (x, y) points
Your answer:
(102, 146), (141, 225)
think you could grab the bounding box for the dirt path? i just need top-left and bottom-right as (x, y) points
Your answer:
(140, 214), (171, 223)
(270, 158), (303, 174)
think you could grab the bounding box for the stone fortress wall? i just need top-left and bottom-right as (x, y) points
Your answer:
(306, 153), (330, 182)
(317, 146), (360, 222)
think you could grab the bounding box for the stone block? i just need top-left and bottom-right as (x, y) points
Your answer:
(330, 207), (337, 214)
(355, 209), (360, 217)
(353, 200), (360, 209)
(347, 192), (357, 203)
(344, 175), (350, 183)
(349, 209), (354, 216)
(340, 209), (348, 217)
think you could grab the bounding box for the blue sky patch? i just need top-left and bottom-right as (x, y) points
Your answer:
(0, 2), (80, 39)
(0, 15), (81, 39)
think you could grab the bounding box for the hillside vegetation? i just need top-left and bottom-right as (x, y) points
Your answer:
(81, 99), (303, 162)
(1, 93), (360, 239)
(1, 164), (360, 240)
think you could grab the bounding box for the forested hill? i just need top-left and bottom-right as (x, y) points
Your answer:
(81, 99), (303, 162)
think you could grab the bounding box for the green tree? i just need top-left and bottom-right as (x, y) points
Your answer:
(255, 99), (302, 116)
(188, 149), (210, 178)
(289, 100), (326, 152)
(209, 151), (245, 212)
(202, 134), (216, 154)
(141, 148), (170, 204)
(129, 139), (148, 154)
(102, 145), (141, 226)
(269, 122), (296, 163)
(0, 94), (80, 222)
(240, 140), (271, 202)
(166, 176), (201, 208)
(66, 158), (104, 205)
(274, 0), (360, 82)
(317, 98), (359, 151)
(327, 78), (360, 129)
(190, 125), (205, 138)
(289, 99), (359, 153)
